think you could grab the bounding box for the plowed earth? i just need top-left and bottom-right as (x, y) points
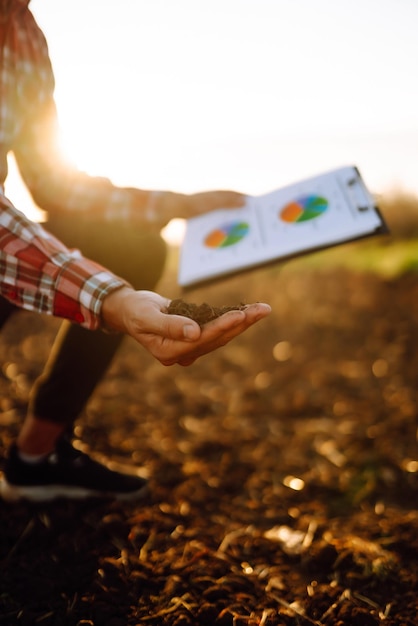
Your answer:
(0, 260), (417, 625)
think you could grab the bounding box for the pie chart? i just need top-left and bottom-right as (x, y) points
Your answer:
(204, 221), (250, 248)
(280, 195), (328, 223)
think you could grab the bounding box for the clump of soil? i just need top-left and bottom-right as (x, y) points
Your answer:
(167, 298), (246, 325)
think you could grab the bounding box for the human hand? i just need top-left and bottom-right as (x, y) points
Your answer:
(158, 190), (245, 221)
(179, 190), (246, 219)
(146, 190), (246, 228)
(126, 188), (246, 230)
(101, 288), (271, 366)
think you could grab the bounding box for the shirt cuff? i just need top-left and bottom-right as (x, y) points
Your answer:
(52, 257), (130, 330)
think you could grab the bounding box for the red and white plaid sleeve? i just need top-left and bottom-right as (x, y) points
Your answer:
(0, 195), (128, 330)
(1, 1), (159, 226)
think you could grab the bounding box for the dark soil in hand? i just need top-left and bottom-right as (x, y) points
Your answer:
(1, 263), (418, 625)
(168, 298), (246, 325)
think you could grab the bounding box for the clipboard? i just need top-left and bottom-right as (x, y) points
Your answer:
(178, 165), (388, 289)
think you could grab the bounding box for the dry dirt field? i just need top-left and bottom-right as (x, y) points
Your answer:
(0, 238), (417, 625)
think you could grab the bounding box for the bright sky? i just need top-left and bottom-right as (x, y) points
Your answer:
(8, 0), (418, 230)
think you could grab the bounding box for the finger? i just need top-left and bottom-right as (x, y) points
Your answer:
(241, 302), (272, 323)
(134, 300), (202, 342)
(142, 315), (241, 366)
(199, 302), (271, 336)
(137, 301), (271, 366)
(174, 308), (268, 365)
(213, 191), (246, 207)
(160, 313), (202, 341)
(183, 303), (271, 358)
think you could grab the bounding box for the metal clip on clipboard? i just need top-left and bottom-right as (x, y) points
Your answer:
(347, 170), (374, 212)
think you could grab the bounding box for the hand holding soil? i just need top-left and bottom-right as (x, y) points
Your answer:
(102, 289), (271, 366)
(167, 298), (247, 326)
(166, 298), (271, 366)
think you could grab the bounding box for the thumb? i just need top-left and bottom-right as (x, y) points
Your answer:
(150, 311), (202, 342)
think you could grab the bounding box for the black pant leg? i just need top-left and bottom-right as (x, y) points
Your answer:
(29, 217), (167, 425)
(0, 296), (17, 330)
(29, 323), (123, 423)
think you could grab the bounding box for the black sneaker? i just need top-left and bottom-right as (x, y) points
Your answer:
(0, 438), (149, 502)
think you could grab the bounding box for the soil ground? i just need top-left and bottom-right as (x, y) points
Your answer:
(0, 251), (417, 625)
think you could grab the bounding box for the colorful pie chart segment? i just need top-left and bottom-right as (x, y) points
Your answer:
(280, 195), (328, 223)
(204, 221), (250, 248)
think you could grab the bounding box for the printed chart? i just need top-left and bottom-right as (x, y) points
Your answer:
(179, 166), (385, 288)
(279, 195), (328, 223)
(204, 221), (250, 248)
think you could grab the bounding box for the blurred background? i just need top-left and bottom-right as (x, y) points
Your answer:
(7, 0), (418, 243)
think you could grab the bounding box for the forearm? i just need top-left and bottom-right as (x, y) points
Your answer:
(14, 139), (151, 224)
(15, 113), (244, 229)
(14, 98), (158, 225)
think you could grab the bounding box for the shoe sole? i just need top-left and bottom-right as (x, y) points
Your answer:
(0, 476), (149, 503)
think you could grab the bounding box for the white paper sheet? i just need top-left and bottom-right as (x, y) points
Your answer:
(179, 166), (387, 288)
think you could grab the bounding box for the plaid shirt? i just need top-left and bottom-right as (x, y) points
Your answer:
(0, 0), (158, 329)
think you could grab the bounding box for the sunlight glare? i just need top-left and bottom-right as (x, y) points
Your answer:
(6, 0), (418, 233)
